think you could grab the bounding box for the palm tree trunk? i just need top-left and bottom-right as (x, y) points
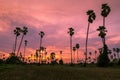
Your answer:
(17, 35), (24, 56)
(77, 49), (78, 63)
(74, 51), (75, 64)
(40, 37), (42, 49)
(103, 17), (105, 27)
(70, 36), (72, 64)
(84, 22), (90, 67)
(14, 36), (17, 55)
(24, 45), (26, 61)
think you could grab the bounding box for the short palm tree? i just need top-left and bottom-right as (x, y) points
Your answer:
(76, 43), (80, 63)
(68, 27), (74, 64)
(101, 3), (111, 27)
(39, 31), (45, 50)
(73, 46), (76, 63)
(17, 26), (28, 56)
(60, 51), (62, 59)
(85, 10), (96, 66)
(13, 27), (21, 55)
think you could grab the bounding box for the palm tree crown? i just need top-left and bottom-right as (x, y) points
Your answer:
(101, 3), (111, 17)
(87, 10), (96, 23)
(68, 27), (74, 36)
(76, 43), (80, 49)
(39, 31), (45, 38)
(22, 26), (28, 35)
(97, 26), (107, 38)
(14, 27), (21, 36)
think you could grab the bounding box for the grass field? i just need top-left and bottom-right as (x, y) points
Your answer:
(0, 64), (120, 80)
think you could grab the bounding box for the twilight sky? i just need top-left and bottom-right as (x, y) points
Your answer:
(0, 0), (120, 63)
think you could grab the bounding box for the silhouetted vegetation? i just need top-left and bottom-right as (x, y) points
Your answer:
(6, 56), (23, 64)
(68, 27), (74, 65)
(97, 4), (111, 67)
(84, 10), (96, 67)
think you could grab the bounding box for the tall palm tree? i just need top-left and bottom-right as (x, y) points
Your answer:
(85, 10), (96, 66)
(39, 31), (45, 50)
(17, 26), (28, 56)
(13, 27), (21, 55)
(97, 26), (107, 46)
(101, 3), (111, 27)
(24, 40), (28, 59)
(68, 27), (74, 64)
(76, 43), (80, 63)
(73, 46), (76, 63)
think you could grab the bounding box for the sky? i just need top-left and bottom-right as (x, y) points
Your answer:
(0, 0), (120, 63)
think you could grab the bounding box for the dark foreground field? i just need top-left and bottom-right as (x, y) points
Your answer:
(0, 64), (120, 80)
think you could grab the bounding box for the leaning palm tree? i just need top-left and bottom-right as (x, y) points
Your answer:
(85, 10), (96, 66)
(68, 27), (74, 64)
(24, 40), (28, 60)
(17, 26), (28, 56)
(13, 27), (21, 55)
(101, 3), (111, 27)
(76, 43), (80, 63)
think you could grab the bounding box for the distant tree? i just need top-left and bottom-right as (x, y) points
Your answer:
(17, 26), (28, 56)
(85, 10), (96, 66)
(76, 43), (80, 63)
(39, 31), (45, 50)
(60, 51), (62, 59)
(13, 27), (21, 55)
(68, 27), (74, 65)
(73, 46), (76, 63)
(113, 48), (120, 60)
(59, 59), (64, 65)
(50, 52), (58, 64)
(6, 56), (22, 64)
(24, 40), (28, 60)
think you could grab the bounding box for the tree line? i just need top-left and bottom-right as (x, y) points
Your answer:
(0, 3), (120, 67)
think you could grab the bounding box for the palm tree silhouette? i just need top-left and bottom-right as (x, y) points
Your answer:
(101, 3), (111, 27)
(68, 27), (74, 64)
(73, 46), (76, 64)
(85, 10), (96, 66)
(39, 31), (45, 50)
(76, 43), (80, 63)
(60, 51), (62, 59)
(24, 40), (28, 60)
(13, 27), (21, 55)
(17, 26), (28, 56)
(97, 26), (107, 46)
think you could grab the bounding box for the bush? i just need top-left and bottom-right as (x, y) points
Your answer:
(59, 59), (64, 65)
(97, 45), (110, 67)
(0, 59), (4, 64)
(5, 56), (23, 64)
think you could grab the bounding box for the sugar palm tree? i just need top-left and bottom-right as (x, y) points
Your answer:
(60, 51), (62, 59)
(101, 3), (111, 27)
(17, 26), (28, 56)
(97, 26), (107, 46)
(85, 10), (96, 66)
(24, 40), (28, 60)
(39, 31), (45, 50)
(73, 46), (76, 63)
(76, 43), (80, 63)
(13, 27), (21, 55)
(68, 27), (74, 64)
